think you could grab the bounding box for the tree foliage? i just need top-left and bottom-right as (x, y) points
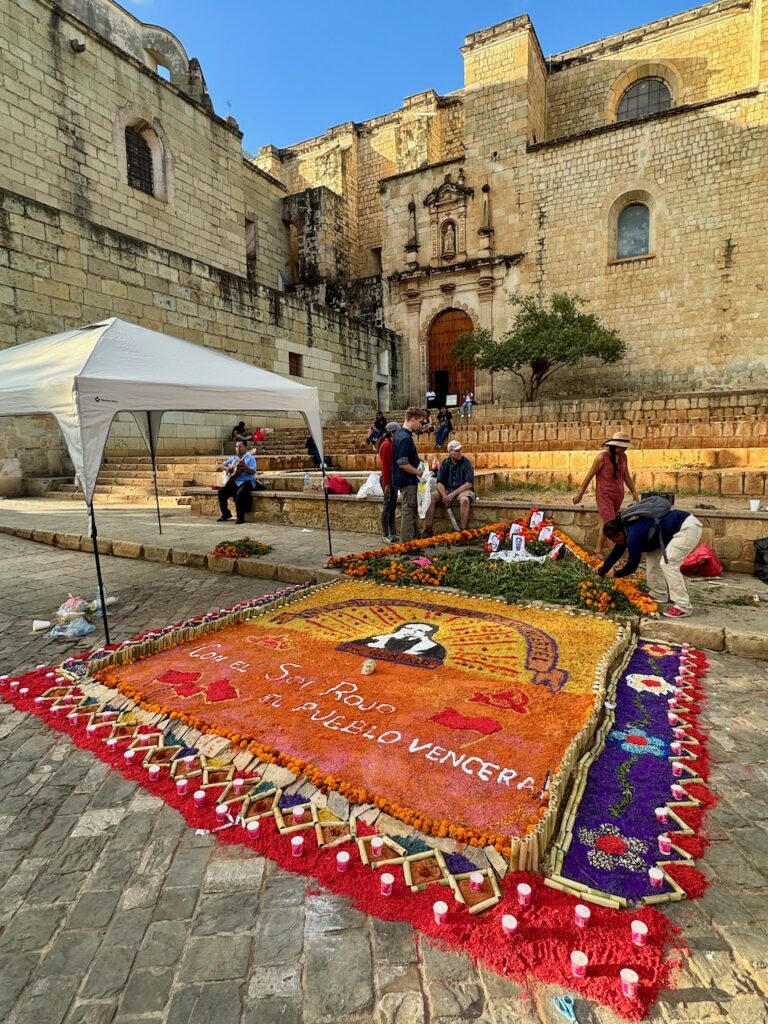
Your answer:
(453, 293), (626, 401)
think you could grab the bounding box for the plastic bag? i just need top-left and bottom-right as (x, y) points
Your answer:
(356, 472), (384, 500)
(49, 617), (96, 639)
(417, 462), (435, 519)
(681, 544), (723, 578)
(325, 475), (352, 495)
(56, 594), (88, 621)
(754, 538), (768, 584)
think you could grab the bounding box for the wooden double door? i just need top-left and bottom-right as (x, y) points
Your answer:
(428, 309), (475, 406)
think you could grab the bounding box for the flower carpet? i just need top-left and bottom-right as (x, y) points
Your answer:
(0, 583), (717, 1020)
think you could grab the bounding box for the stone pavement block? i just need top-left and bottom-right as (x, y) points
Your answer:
(55, 533), (82, 551)
(179, 934), (252, 982)
(170, 983), (244, 1024)
(111, 811), (160, 852)
(121, 874), (164, 911)
(377, 963), (422, 995)
(89, 773), (137, 810)
(253, 907), (304, 964)
(303, 929), (374, 1021)
(142, 545), (171, 563)
(726, 630), (768, 659)
(376, 991), (426, 1024)
(27, 869), (89, 905)
(244, 998), (301, 1024)
(135, 920), (188, 968)
(11, 973), (80, 1024)
(428, 982), (485, 1021)
(138, 837), (178, 877)
(246, 963), (302, 1000)
(260, 872), (306, 910)
(39, 929), (102, 976)
(372, 920), (418, 965)
(171, 550), (207, 568)
(201, 850), (265, 892)
(104, 908), (153, 948)
(484, 996), (542, 1023)
(719, 994), (768, 1023)
(421, 940), (478, 984)
(46, 835), (109, 875)
(0, 952), (40, 1019)
(86, 850), (142, 893)
(119, 968), (175, 1015)
(0, 905), (65, 953)
(80, 945), (136, 1000)
(208, 556), (236, 573)
(152, 886), (199, 922)
(192, 891), (260, 935)
(717, 925), (768, 969)
(304, 892), (367, 933)
(63, 1002), (117, 1024)
(478, 967), (526, 1001)
(166, 847), (213, 888)
(276, 563), (314, 584)
(237, 559), (277, 579)
(70, 807), (125, 839)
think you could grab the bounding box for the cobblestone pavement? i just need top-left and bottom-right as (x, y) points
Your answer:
(0, 534), (767, 1024)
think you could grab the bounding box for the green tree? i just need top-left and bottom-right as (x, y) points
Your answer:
(453, 293), (626, 401)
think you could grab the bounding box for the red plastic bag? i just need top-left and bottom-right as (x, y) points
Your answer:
(681, 543), (723, 577)
(325, 475), (352, 495)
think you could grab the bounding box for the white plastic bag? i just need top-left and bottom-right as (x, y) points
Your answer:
(417, 462), (435, 519)
(356, 472), (384, 500)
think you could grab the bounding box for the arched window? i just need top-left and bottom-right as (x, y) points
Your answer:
(125, 126), (155, 196)
(617, 78), (671, 122)
(617, 203), (650, 259)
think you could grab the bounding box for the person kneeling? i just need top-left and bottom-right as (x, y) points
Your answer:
(598, 504), (703, 617)
(423, 440), (475, 537)
(216, 440), (258, 524)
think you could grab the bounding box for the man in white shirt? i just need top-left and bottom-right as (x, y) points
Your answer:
(216, 440), (257, 524)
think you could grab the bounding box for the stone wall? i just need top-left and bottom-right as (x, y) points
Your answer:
(0, 186), (402, 461)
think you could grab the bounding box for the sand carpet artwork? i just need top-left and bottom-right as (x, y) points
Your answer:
(0, 581), (717, 1019)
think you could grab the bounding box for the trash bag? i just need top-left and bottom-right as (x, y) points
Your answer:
(55, 594), (88, 621)
(49, 616), (96, 639)
(754, 538), (768, 583)
(325, 475), (352, 495)
(681, 544), (723, 578)
(356, 472), (384, 500)
(417, 462), (435, 519)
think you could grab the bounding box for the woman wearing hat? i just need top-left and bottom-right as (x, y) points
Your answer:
(573, 432), (640, 554)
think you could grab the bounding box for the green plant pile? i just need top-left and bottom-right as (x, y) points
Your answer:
(209, 538), (272, 559)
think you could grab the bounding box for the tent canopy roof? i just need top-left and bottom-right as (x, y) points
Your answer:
(0, 317), (323, 501)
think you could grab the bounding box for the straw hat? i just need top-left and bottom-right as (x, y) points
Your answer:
(603, 431), (631, 449)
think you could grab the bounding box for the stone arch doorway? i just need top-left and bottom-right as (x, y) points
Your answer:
(428, 309), (475, 406)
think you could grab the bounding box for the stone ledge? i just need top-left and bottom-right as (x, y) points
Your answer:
(640, 620), (726, 652)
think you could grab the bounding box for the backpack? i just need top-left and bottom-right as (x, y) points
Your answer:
(619, 496), (673, 561)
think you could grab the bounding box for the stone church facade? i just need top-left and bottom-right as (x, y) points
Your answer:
(256, 0), (768, 405)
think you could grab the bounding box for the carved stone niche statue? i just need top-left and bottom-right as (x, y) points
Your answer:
(404, 198), (419, 255)
(441, 221), (456, 258)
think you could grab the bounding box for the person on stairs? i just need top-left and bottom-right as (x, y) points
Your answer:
(572, 431), (640, 555)
(216, 440), (258, 524)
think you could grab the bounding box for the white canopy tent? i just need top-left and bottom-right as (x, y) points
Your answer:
(0, 318), (330, 642)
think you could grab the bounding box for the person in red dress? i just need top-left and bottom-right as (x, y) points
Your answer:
(573, 431), (640, 555)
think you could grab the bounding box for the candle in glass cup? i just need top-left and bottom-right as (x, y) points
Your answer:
(501, 914), (517, 937)
(631, 920), (649, 946)
(19, 687), (29, 697)
(148, 765), (160, 781)
(293, 806), (305, 824)
(620, 968), (639, 998)
(670, 741), (682, 756)
(176, 778), (188, 795)
(106, 737), (117, 750)
(469, 871), (485, 892)
(124, 749), (136, 762)
(671, 783), (685, 800)
(380, 872), (395, 896)
(371, 836), (384, 857)
(673, 727), (685, 740)
(9, 680), (19, 691)
(658, 834), (672, 855)
(193, 789), (206, 806)
(574, 904), (591, 928)
(516, 882), (532, 907)
(570, 950), (589, 978)
(291, 835), (304, 858)
(216, 803), (229, 820)
(336, 850), (350, 873)
(654, 806), (669, 824)
(232, 778), (244, 796)
(433, 900), (448, 925)
(246, 819), (260, 836)
(34, 695), (45, 706)
(648, 867), (664, 889)
(667, 711), (679, 725)
(672, 761), (684, 778)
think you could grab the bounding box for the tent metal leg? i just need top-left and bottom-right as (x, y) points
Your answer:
(320, 465), (333, 558)
(88, 502), (111, 645)
(146, 423), (162, 534)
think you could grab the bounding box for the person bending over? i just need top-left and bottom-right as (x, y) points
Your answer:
(422, 440), (475, 536)
(216, 440), (258, 524)
(598, 506), (703, 618)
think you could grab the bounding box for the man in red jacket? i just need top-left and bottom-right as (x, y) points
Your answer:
(378, 421), (400, 543)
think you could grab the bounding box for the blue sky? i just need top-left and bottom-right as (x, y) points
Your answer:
(121, 1), (708, 152)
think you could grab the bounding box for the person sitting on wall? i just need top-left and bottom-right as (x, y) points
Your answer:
(216, 439), (259, 524)
(435, 406), (453, 449)
(231, 421), (251, 443)
(366, 411), (388, 446)
(460, 390), (474, 419)
(415, 410), (434, 436)
(422, 440), (475, 536)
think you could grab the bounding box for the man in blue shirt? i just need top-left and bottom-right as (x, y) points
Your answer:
(598, 508), (703, 617)
(393, 407), (424, 541)
(216, 440), (258, 524)
(423, 440), (475, 536)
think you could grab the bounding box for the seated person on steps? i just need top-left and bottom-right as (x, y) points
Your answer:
(216, 440), (259, 524)
(231, 421), (250, 443)
(422, 440), (475, 536)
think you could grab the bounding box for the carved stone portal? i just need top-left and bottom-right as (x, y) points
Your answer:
(423, 172), (474, 267)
